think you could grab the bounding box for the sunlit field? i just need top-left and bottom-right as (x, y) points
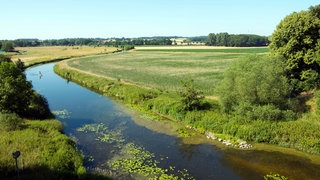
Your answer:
(66, 47), (269, 95)
(10, 46), (118, 66)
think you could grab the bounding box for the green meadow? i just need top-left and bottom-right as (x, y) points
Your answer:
(66, 47), (269, 95)
(55, 46), (320, 155)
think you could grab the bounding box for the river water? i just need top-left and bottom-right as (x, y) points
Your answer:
(26, 63), (320, 180)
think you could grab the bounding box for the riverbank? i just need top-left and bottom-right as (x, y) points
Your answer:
(54, 60), (320, 156)
(0, 119), (86, 179)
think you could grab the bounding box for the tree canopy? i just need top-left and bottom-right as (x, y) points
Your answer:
(269, 5), (320, 92)
(206, 33), (268, 47)
(0, 55), (52, 119)
(217, 55), (295, 120)
(0, 61), (33, 116)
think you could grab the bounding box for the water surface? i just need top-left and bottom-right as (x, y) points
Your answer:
(26, 63), (320, 180)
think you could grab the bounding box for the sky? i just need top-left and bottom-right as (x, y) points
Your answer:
(1, 0), (319, 40)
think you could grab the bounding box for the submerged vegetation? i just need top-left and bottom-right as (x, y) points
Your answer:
(76, 123), (193, 179)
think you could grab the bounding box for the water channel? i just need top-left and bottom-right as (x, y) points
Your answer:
(26, 63), (320, 179)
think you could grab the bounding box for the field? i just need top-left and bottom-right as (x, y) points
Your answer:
(66, 47), (269, 95)
(10, 46), (118, 66)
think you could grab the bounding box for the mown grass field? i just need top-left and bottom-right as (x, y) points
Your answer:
(66, 47), (269, 95)
(10, 46), (118, 66)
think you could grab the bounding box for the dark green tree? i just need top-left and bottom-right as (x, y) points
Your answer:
(206, 33), (216, 46)
(0, 62), (33, 116)
(15, 58), (25, 70)
(269, 5), (320, 92)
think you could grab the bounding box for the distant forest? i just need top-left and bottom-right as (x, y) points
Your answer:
(0, 33), (268, 49)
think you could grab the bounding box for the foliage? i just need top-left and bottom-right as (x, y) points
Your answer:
(0, 62), (33, 116)
(0, 41), (15, 52)
(122, 45), (135, 51)
(15, 58), (25, 70)
(0, 54), (12, 63)
(0, 113), (23, 131)
(27, 92), (53, 119)
(269, 5), (320, 92)
(0, 120), (85, 178)
(217, 55), (294, 120)
(0, 58), (52, 119)
(206, 33), (268, 47)
(179, 80), (204, 111)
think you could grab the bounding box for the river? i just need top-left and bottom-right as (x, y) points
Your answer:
(26, 63), (320, 179)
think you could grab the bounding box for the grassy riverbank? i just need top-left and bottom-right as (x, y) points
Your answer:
(54, 47), (320, 155)
(0, 118), (86, 179)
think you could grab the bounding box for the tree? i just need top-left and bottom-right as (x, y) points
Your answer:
(179, 80), (205, 111)
(217, 55), (294, 120)
(269, 5), (320, 92)
(1, 41), (15, 52)
(15, 59), (25, 70)
(0, 62), (33, 116)
(206, 33), (216, 46)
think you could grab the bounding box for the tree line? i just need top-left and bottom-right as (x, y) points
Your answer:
(1, 34), (269, 50)
(206, 33), (269, 47)
(0, 38), (173, 48)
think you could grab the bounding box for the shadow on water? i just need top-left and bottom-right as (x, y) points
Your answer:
(0, 166), (111, 180)
(221, 148), (320, 180)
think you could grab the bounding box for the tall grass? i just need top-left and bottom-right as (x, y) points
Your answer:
(0, 118), (86, 178)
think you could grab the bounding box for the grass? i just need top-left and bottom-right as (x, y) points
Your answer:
(0, 119), (86, 179)
(8, 46), (118, 66)
(65, 48), (268, 95)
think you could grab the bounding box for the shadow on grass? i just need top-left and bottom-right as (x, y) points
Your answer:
(0, 166), (112, 180)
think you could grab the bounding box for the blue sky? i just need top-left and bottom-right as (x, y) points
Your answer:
(1, 0), (319, 39)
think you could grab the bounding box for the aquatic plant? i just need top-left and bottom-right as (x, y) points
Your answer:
(52, 109), (71, 119)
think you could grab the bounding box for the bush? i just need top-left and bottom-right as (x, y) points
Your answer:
(217, 55), (294, 120)
(0, 113), (23, 131)
(179, 80), (205, 111)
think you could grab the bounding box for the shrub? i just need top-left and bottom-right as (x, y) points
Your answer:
(0, 113), (23, 131)
(179, 80), (205, 111)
